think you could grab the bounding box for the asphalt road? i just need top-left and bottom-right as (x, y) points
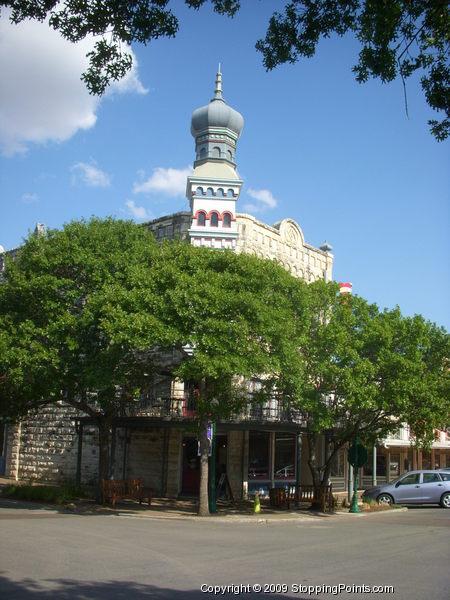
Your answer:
(0, 502), (448, 599)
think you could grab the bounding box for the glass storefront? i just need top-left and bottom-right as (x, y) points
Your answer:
(330, 448), (345, 477)
(274, 433), (295, 480)
(248, 431), (296, 497)
(422, 450), (431, 469)
(389, 453), (400, 478)
(364, 450), (386, 478)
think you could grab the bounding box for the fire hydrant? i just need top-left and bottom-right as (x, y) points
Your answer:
(254, 491), (261, 514)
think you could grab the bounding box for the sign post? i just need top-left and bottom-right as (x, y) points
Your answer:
(348, 434), (368, 514)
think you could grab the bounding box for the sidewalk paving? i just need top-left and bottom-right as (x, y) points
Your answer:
(0, 477), (406, 522)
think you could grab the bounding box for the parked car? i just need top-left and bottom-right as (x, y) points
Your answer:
(362, 470), (450, 508)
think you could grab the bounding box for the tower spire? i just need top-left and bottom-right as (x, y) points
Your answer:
(213, 66), (223, 100)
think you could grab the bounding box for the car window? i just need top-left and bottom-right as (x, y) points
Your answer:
(423, 473), (441, 483)
(397, 473), (420, 485)
(439, 472), (450, 481)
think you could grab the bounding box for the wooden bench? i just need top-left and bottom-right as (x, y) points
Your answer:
(286, 484), (333, 513)
(101, 478), (152, 509)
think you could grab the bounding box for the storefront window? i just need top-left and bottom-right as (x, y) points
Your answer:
(330, 448), (345, 477)
(274, 433), (295, 479)
(363, 449), (373, 477)
(248, 432), (270, 480)
(389, 454), (400, 478)
(364, 450), (386, 477)
(422, 450), (431, 469)
(434, 451), (441, 470)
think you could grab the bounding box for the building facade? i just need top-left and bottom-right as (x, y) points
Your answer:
(1, 71), (448, 496)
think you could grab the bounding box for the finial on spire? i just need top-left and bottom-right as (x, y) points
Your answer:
(214, 67), (223, 100)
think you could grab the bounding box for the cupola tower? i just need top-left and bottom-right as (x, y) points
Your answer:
(187, 69), (243, 250)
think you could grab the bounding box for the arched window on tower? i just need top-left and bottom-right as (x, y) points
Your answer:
(227, 189), (234, 197)
(197, 211), (206, 226)
(207, 187), (214, 196)
(210, 212), (219, 227)
(223, 213), (231, 228)
(212, 146), (220, 158)
(216, 188), (224, 197)
(227, 150), (233, 161)
(196, 186), (203, 195)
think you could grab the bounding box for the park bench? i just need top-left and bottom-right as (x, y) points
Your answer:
(101, 478), (152, 509)
(285, 483), (333, 513)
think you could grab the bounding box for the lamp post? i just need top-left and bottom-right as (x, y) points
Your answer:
(348, 433), (368, 514)
(349, 433), (361, 514)
(208, 421), (217, 513)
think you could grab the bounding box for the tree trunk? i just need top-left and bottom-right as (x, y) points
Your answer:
(306, 432), (321, 487)
(198, 414), (210, 516)
(96, 417), (112, 503)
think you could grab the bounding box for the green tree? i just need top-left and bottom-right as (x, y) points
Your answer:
(2, 1), (448, 139)
(107, 240), (308, 515)
(0, 218), (164, 497)
(256, 1), (449, 141)
(271, 280), (449, 486)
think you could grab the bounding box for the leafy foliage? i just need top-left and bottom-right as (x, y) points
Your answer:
(270, 280), (449, 484)
(0, 218), (163, 487)
(1, 1), (240, 95)
(2, 1), (447, 138)
(2, 483), (91, 504)
(255, 1), (450, 140)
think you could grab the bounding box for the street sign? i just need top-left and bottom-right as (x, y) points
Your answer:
(348, 443), (368, 468)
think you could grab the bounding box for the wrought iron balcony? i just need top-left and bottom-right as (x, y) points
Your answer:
(128, 395), (305, 426)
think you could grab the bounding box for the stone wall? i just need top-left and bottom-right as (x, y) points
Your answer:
(236, 214), (333, 282)
(4, 403), (97, 484)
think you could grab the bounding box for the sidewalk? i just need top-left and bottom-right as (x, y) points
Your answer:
(0, 478), (405, 522)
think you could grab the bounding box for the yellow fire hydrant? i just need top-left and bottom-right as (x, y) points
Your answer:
(254, 490), (261, 514)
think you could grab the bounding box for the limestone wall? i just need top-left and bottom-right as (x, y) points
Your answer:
(236, 214), (333, 282)
(4, 403), (97, 484)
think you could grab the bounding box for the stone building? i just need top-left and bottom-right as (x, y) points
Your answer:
(1, 71), (448, 497)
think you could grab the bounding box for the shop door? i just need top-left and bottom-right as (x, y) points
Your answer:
(181, 437), (200, 495)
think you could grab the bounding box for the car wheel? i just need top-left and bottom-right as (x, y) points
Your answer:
(440, 492), (450, 509)
(377, 493), (393, 506)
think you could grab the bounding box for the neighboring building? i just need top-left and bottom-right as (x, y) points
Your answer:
(1, 71), (448, 494)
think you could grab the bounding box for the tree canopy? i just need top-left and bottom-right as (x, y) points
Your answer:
(256, 1), (449, 141)
(103, 237), (309, 514)
(0, 217), (307, 513)
(269, 280), (450, 485)
(0, 218), (448, 508)
(2, 0), (448, 139)
(0, 218), (164, 491)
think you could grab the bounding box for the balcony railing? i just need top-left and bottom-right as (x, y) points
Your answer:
(128, 396), (305, 425)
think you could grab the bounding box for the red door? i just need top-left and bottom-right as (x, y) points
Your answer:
(181, 437), (200, 495)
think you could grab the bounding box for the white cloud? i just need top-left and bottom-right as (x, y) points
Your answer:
(22, 193), (39, 203)
(71, 162), (111, 187)
(133, 166), (193, 197)
(246, 188), (278, 211)
(125, 199), (152, 221)
(0, 10), (147, 156)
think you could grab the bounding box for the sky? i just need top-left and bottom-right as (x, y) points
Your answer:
(0, 1), (449, 330)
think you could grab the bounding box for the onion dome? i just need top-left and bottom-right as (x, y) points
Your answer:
(191, 69), (244, 138)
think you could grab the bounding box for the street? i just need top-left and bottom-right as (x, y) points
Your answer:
(0, 501), (448, 599)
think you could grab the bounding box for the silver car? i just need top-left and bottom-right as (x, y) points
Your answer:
(362, 470), (450, 508)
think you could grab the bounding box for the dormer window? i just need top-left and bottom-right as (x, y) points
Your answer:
(210, 212), (219, 227)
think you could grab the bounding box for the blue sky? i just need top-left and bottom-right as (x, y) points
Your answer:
(0, 2), (449, 330)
